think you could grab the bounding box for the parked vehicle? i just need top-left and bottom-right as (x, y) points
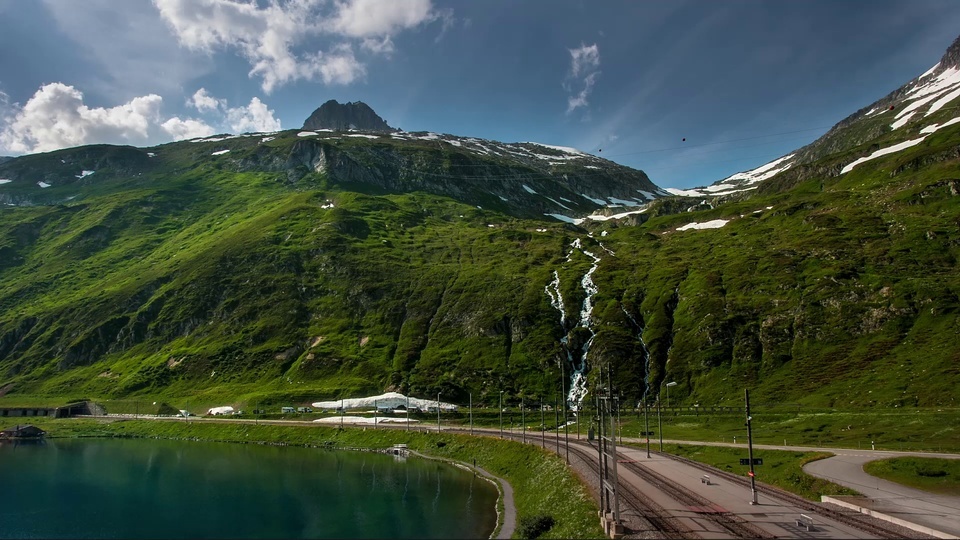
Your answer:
(296, 407), (313, 413)
(281, 406), (295, 414)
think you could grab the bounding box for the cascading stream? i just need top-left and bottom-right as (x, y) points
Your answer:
(544, 238), (601, 412)
(621, 305), (652, 403)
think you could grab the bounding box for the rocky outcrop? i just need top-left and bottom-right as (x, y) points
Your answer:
(302, 100), (394, 132)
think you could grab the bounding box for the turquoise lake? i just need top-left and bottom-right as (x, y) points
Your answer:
(0, 438), (498, 539)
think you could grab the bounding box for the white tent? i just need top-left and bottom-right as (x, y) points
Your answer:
(207, 406), (234, 416)
(312, 392), (458, 411)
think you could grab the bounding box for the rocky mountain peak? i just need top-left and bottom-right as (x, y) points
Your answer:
(302, 100), (394, 132)
(938, 34), (960, 71)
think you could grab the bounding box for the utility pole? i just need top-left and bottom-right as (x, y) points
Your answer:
(555, 392), (560, 453)
(436, 392), (441, 433)
(657, 397), (663, 451)
(562, 360), (569, 464)
(597, 365), (622, 536)
(746, 388), (758, 505)
(522, 397), (526, 443)
(541, 395), (546, 448)
(499, 391), (504, 439)
(469, 393), (473, 435)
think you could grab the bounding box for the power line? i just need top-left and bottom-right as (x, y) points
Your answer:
(600, 126), (833, 157)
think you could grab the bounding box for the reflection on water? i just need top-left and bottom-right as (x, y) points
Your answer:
(0, 438), (497, 539)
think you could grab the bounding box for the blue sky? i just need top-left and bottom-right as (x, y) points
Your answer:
(1, 0), (959, 189)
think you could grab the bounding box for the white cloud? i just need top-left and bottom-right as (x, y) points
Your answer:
(154, 0), (444, 93)
(326, 0), (436, 37)
(0, 83), (285, 154)
(161, 117), (216, 140)
(569, 43), (600, 78)
(188, 88), (225, 112)
(0, 83), (164, 153)
(565, 43), (601, 114)
(225, 97), (282, 133)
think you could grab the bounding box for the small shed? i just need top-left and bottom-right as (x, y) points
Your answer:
(0, 425), (46, 439)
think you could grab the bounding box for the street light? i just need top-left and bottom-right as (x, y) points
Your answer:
(665, 381), (677, 408)
(658, 381), (676, 452)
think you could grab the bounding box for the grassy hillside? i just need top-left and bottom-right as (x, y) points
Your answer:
(1, 118), (959, 411)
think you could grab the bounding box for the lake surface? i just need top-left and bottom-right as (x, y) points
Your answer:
(0, 438), (498, 539)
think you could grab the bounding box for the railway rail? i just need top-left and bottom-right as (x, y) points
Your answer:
(661, 452), (926, 539)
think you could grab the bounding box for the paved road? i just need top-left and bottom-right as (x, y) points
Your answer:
(804, 450), (960, 538)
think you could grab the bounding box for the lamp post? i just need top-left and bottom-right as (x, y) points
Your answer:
(665, 381), (677, 409)
(643, 399), (650, 458)
(658, 381), (676, 451)
(499, 391), (504, 439)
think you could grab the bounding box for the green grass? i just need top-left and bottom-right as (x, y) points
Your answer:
(864, 457), (960, 495)
(24, 417), (603, 539)
(616, 408), (960, 452)
(649, 443), (859, 501)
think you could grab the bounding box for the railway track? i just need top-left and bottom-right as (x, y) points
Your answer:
(661, 452), (922, 539)
(615, 454), (776, 539)
(564, 440), (695, 539)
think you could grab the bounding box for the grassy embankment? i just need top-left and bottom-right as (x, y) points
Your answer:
(23, 417), (603, 540)
(650, 443), (859, 501)
(615, 408), (960, 452)
(863, 457), (960, 495)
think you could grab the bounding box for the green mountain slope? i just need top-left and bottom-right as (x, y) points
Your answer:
(1, 43), (960, 410)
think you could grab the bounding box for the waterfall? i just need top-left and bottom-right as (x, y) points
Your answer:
(621, 305), (652, 402)
(548, 238), (601, 412)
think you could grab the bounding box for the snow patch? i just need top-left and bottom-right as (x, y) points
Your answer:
(721, 153), (795, 184)
(522, 184), (538, 194)
(444, 139), (462, 147)
(920, 116), (960, 134)
(584, 207), (649, 222)
(584, 165), (601, 169)
(637, 190), (657, 200)
(260, 137), (275, 143)
(890, 112), (916, 130)
(665, 187), (704, 197)
(312, 391), (457, 411)
(147, 152), (156, 157)
(524, 142), (585, 155)
(297, 131), (317, 137)
(0, 179), (11, 185)
(38, 181), (51, 188)
(840, 136), (927, 174)
(211, 149), (230, 156)
(925, 86), (960, 117)
(207, 406), (234, 416)
(677, 219), (730, 231)
(607, 197), (641, 207)
(545, 196), (572, 210)
(545, 213), (584, 225)
(581, 193), (606, 205)
(346, 133), (379, 139)
(75, 170), (94, 179)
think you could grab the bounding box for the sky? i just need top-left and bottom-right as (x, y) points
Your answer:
(1, 0), (959, 190)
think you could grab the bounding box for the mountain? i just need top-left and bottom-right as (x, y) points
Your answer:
(1, 36), (960, 412)
(302, 100), (394, 132)
(0, 131), (662, 221)
(675, 34), (960, 200)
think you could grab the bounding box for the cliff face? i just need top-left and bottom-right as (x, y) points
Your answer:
(302, 100), (394, 132)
